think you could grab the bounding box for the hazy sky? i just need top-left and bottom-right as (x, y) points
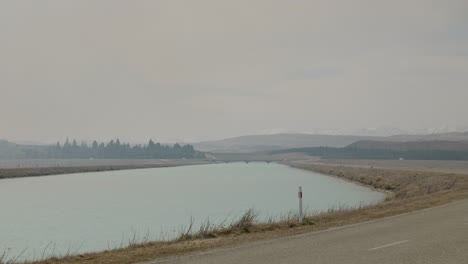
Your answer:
(1, 0), (468, 143)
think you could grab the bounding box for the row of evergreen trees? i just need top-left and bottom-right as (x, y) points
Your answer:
(44, 139), (199, 159)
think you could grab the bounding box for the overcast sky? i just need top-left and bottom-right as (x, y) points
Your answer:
(1, 0), (467, 143)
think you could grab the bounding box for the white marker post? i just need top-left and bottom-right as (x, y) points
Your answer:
(298, 186), (303, 224)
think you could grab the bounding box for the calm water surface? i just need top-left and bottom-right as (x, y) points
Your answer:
(0, 163), (384, 260)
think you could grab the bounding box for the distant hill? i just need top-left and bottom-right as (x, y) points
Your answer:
(348, 140), (468, 152)
(0, 139), (40, 159)
(193, 132), (468, 153)
(193, 134), (381, 153)
(274, 138), (468, 161)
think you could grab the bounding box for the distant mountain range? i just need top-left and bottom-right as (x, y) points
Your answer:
(4, 131), (468, 157)
(193, 134), (379, 152)
(193, 132), (468, 153)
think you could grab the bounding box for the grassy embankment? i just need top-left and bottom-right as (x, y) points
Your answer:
(3, 161), (468, 264)
(0, 161), (208, 180)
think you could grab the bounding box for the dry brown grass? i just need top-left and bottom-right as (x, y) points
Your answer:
(290, 162), (468, 200)
(7, 162), (468, 264)
(313, 159), (468, 173)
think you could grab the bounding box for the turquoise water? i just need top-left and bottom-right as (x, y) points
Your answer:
(0, 163), (384, 260)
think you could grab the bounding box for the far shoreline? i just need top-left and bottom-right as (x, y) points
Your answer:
(0, 159), (209, 180)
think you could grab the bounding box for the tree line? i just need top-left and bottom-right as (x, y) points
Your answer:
(0, 139), (202, 159)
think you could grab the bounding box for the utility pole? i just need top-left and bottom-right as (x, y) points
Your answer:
(298, 186), (303, 224)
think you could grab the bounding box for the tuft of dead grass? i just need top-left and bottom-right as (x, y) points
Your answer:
(230, 209), (257, 233)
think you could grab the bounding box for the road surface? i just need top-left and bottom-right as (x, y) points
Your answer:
(141, 199), (468, 264)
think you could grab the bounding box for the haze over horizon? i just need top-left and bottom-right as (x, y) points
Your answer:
(2, 0), (467, 143)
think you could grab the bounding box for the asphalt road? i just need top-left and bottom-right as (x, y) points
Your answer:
(142, 199), (468, 264)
